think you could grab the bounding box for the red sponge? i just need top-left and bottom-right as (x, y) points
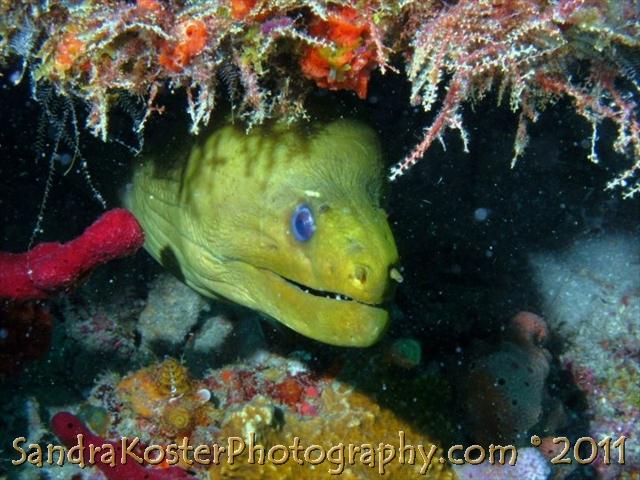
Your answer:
(0, 209), (144, 301)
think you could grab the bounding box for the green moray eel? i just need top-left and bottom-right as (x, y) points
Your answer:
(127, 119), (400, 347)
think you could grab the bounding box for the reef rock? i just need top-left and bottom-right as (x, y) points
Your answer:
(138, 274), (207, 351)
(530, 235), (640, 479)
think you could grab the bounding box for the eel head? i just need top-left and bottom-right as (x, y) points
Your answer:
(130, 120), (400, 347)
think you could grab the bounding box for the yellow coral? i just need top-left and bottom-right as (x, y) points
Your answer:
(210, 384), (456, 480)
(117, 366), (166, 418)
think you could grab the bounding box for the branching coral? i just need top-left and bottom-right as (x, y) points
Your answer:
(1, 0), (639, 196)
(388, 0), (640, 199)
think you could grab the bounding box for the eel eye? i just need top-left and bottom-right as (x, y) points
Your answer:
(291, 203), (316, 242)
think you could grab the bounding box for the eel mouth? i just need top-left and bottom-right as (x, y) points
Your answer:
(250, 265), (390, 346)
(275, 273), (384, 308)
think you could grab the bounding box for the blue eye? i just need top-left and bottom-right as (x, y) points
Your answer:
(291, 203), (316, 242)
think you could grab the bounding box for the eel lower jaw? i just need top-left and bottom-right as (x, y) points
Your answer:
(250, 265), (389, 346)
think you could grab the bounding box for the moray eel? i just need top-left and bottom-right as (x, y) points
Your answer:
(127, 120), (399, 347)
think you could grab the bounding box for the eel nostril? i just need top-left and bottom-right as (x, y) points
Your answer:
(354, 265), (368, 285)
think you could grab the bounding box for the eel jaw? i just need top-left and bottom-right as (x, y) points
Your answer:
(255, 268), (389, 347)
(277, 274), (380, 306)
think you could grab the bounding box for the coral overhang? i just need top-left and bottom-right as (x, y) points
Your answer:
(1, 0), (639, 196)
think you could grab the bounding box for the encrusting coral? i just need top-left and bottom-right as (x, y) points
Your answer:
(531, 236), (640, 479)
(210, 384), (455, 479)
(300, 5), (378, 99)
(53, 353), (457, 480)
(116, 357), (220, 440)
